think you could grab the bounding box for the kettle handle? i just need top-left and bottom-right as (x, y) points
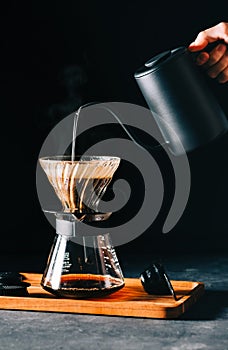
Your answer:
(189, 39), (227, 61)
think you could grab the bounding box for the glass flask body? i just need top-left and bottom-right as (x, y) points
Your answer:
(41, 215), (125, 299)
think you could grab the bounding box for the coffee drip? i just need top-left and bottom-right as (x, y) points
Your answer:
(38, 101), (127, 299)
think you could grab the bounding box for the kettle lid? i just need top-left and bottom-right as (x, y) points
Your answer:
(134, 46), (186, 78)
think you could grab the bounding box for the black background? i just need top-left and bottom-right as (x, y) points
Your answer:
(1, 0), (228, 259)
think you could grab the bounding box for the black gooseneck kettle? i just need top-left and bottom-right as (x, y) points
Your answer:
(134, 46), (228, 156)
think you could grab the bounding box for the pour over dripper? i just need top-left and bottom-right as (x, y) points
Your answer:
(39, 155), (125, 298)
(39, 155), (120, 220)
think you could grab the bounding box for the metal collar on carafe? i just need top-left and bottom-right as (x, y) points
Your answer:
(134, 46), (228, 156)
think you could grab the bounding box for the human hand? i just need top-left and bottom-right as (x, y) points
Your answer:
(188, 22), (228, 83)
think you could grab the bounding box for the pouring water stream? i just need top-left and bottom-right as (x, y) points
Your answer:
(71, 102), (169, 162)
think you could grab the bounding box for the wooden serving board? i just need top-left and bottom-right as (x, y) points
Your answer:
(0, 273), (204, 319)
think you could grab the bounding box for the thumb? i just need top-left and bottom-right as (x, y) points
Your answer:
(188, 35), (209, 52)
(188, 22), (228, 52)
